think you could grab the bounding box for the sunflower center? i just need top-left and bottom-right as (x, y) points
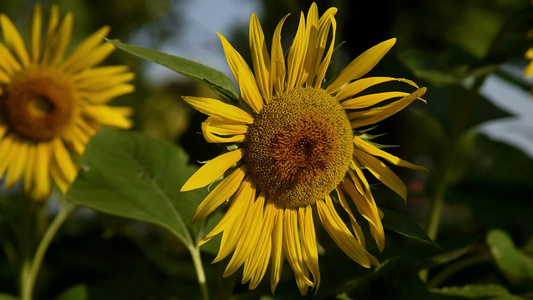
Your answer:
(245, 87), (353, 208)
(1, 67), (77, 141)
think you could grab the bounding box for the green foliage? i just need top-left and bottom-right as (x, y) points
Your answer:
(432, 284), (522, 300)
(53, 285), (89, 300)
(381, 208), (440, 248)
(486, 229), (533, 279)
(106, 39), (239, 102)
(65, 128), (210, 249)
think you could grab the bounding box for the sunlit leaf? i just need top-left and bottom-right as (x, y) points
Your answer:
(54, 284), (89, 300)
(66, 128), (208, 247)
(106, 39), (239, 101)
(0, 294), (19, 300)
(486, 229), (533, 279)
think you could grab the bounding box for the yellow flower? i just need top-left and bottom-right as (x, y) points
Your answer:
(181, 3), (426, 295)
(525, 47), (533, 77)
(0, 3), (134, 200)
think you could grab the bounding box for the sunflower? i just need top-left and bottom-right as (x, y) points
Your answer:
(181, 3), (426, 295)
(0, 3), (134, 200)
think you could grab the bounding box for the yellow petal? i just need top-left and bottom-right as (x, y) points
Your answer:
(202, 120), (246, 144)
(271, 14), (289, 95)
(299, 205), (321, 293)
(270, 206), (284, 293)
(313, 8), (337, 89)
(182, 96), (254, 124)
(181, 149), (244, 192)
(5, 139), (27, 188)
(302, 3), (319, 88)
(353, 135), (427, 171)
(199, 176), (253, 246)
(341, 91), (410, 110)
(50, 159), (70, 193)
(211, 177), (255, 263)
(244, 200), (275, 289)
(30, 3), (42, 62)
(41, 5), (59, 65)
(191, 165), (246, 224)
(336, 77), (419, 101)
(353, 148), (407, 201)
(218, 32), (263, 113)
(349, 87), (427, 128)
(0, 43), (21, 75)
(0, 14), (30, 67)
(62, 26), (111, 71)
(286, 12), (309, 91)
(316, 196), (374, 268)
(0, 122), (7, 139)
(50, 12), (73, 65)
(223, 193), (265, 277)
(32, 142), (52, 200)
(64, 42), (115, 73)
(80, 84), (135, 104)
(83, 105), (133, 129)
(0, 134), (15, 176)
(283, 208), (313, 295)
(53, 139), (78, 184)
(335, 187), (366, 247)
(23, 143), (37, 193)
(73, 65), (130, 83)
(76, 72), (135, 91)
(249, 13), (271, 102)
(326, 38), (396, 94)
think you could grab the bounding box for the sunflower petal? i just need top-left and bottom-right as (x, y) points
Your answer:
(202, 118), (246, 144)
(32, 142), (51, 200)
(341, 91), (410, 110)
(271, 14), (289, 95)
(286, 12), (309, 91)
(30, 3), (42, 62)
(0, 14), (30, 67)
(349, 87), (427, 128)
(326, 38), (396, 94)
(191, 165), (246, 224)
(62, 26), (111, 69)
(270, 206), (284, 293)
(335, 187), (366, 247)
(181, 149), (244, 192)
(353, 135), (427, 171)
(299, 205), (321, 293)
(23, 143), (37, 193)
(218, 32), (263, 113)
(283, 208), (313, 295)
(316, 196), (375, 267)
(336, 77), (419, 101)
(182, 96), (254, 124)
(83, 105), (133, 129)
(50, 12), (73, 65)
(313, 8), (337, 88)
(249, 13), (271, 102)
(353, 148), (407, 201)
(5, 139), (27, 188)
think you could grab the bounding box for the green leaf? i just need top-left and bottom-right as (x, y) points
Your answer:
(486, 229), (533, 279)
(381, 208), (440, 248)
(398, 49), (497, 86)
(107, 39), (239, 101)
(0, 294), (19, 300)
(66, 128), (208, 247)
(54, 285), (89, 300)
(431, 284), (522, 299)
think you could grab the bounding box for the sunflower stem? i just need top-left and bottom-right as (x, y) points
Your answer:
(189, 245), (209, 300)
(21, 202), (76, 300)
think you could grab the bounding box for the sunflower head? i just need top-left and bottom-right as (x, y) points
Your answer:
(181, 2), (427, 295)
(0, 3), (134, 200)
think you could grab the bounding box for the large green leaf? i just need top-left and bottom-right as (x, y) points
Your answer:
(381, 208), (440, 248)
(486, 229), (533, 279)
(107, 39), (239, 101)
(66, 128), (208, 247)
(54, 285), (89, 300)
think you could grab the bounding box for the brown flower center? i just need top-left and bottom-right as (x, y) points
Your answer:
(1, 67), (77, 141)
(245, 87), (353, 208)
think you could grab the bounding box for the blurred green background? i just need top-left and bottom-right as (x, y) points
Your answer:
(1, 0), (532, 299)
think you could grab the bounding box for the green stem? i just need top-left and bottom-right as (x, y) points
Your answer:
(189, 246), (209, 300)
(428, 254), (492, 288)
(21, 202), (76, 300)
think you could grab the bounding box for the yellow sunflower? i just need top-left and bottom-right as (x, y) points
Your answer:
(181, 3), (426, 295)
(525, 47), (533, 77)
(0, 3), (134, 200)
